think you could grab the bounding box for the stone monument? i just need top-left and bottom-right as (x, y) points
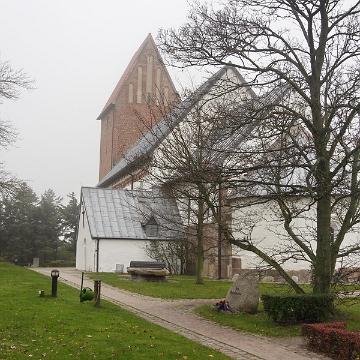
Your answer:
(225, 272), (260, 313)
(32, 257), (40, 268)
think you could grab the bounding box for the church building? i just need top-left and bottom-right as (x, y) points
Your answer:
(76, 34), (240, 277)
(77, 34), (358, 280)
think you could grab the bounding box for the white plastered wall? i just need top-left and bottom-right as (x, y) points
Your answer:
(231, 198), (360, 270)
(76, 203), (96, 272)
(97, 239), (153, 272)
(76, 204), (156, 272)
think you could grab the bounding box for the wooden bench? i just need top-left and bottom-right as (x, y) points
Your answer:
(127, 261), (169, 281)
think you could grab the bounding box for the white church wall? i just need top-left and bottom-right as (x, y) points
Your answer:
(231, 197), (360, 270)
(98, 239), (153, 272)
(76, 204), (96, 272)
(200, 67), (252, 109)
(128, 175), (153, 190)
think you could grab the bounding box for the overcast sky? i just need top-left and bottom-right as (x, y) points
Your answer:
(0, 0), (200, 199)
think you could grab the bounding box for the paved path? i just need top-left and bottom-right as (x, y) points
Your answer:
(32, 268), (329, 360)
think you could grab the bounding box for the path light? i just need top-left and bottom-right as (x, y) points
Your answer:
(51, 269), (59, 297)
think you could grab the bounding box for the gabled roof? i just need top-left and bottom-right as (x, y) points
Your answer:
(208, 83), (292, 164)
(97, 33), (177, 120)
(97, 65), (251, 187)
(81, 187), (183, 240)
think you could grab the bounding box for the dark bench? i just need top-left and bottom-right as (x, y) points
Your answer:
(129, 261), (166, 269)
(127, 261), (169, 281)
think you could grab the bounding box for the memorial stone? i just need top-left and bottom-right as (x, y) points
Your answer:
(226, 272), (259, 313)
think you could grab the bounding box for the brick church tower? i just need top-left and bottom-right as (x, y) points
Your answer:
(97, 34), (178, 181)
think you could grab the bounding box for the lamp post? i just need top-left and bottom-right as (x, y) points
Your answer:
(51, 269), (59, 297)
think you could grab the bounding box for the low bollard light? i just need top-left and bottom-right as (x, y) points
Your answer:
(51, 269), (59, 297)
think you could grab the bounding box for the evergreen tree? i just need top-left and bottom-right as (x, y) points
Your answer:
(0, 182), (38, 264)
(61, 192), (79, 252)
(36, 189), (63, 263)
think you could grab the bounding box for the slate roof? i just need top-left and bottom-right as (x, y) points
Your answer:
(209, 83), (291, 164)
(81, 187), (183, 240)
(97, 65), (253, 187)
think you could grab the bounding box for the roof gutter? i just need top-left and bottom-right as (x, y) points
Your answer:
(92, 236), (182, 241)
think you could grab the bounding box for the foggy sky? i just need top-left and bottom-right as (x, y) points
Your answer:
(0, 0), (196, 199)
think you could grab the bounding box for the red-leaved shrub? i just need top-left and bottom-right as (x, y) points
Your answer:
(302, 322), (360, 360)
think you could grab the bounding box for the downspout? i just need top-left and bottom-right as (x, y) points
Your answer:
(96, 239), (100, 272)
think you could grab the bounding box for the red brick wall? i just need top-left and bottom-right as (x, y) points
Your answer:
(99, 37), (178, 181)
(99, 110), (114, 180)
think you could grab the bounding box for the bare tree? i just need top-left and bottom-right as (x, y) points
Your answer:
(0, 57), (33, 196)
(158, 0), (360, 293)
(145, 238), (191, 275)
(133, 85), (237, 284)
(0, 59), (32, 101)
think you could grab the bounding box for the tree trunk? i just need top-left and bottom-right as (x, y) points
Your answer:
(313, 155), (333, 293)
(196, 196), (205, 285)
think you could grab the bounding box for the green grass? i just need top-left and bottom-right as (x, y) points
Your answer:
(195, 298), (360, 338)
(336, 298), (360, 332)
(87, 273), (317, 299)
(0, 263), (229, 359)
(85, 272), (360, 339)
(195, 304), (302, 337)
(88, 273), (359, 300)
(87, 273), (233, 299)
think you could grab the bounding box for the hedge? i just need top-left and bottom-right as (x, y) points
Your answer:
(302, 322), (360, 360)
(43, 259), (76, 267)
(261, 293), (334, 323)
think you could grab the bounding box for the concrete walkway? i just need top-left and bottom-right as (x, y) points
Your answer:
(32, 268), (329, 360)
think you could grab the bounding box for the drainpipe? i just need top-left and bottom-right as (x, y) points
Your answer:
(96, 239), (100, 272)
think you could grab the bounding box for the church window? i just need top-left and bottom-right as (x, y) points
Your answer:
(146, 55), (153, 99)
(137, 66), (143, 103)
(156, 68), (161, 105)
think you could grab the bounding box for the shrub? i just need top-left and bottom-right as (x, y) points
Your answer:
(302, 322), (360, 360)
(261, 294), (334, 323)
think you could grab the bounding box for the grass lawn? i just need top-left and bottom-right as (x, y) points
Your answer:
(0, 263), (229, 359)
(195, 298), (360, 337)
(195, 304), (302, 337)
(85, 272), (360, 339)
(87, 273), (233, 299)
(87, 273), (359, 300)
